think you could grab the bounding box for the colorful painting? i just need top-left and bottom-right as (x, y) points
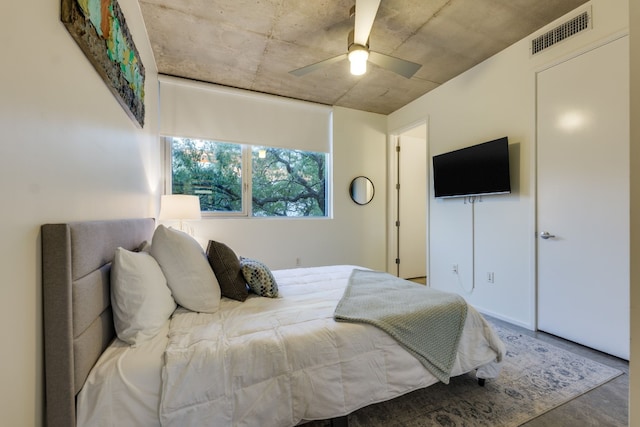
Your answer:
(62, 0), (145, 127)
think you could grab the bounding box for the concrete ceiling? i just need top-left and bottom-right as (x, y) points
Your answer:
(139, 0), (589, 115)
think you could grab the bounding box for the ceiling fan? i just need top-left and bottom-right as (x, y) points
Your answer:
(289, 0), (421, 78)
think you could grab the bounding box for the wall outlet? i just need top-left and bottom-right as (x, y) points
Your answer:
(487, 272), (495, 283)
(296, 257), (302, 267)
(452, 264), (458, 274)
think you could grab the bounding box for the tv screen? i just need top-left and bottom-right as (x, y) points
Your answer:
(432, 137), (511, 198)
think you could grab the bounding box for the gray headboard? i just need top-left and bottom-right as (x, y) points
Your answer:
(42, 218), (155, 427)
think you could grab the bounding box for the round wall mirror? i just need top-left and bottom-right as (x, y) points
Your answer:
(350, 176), (375, 205)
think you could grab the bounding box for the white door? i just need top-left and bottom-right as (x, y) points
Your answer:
(537, 36), (629, 359)
(397, 125), (427, 279)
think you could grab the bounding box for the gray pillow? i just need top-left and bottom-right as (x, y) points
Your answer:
(240, 257), (279, 298)
(206, 240), (248, 302)
(150, 225), (221, 313)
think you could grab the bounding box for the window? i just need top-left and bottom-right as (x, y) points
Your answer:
(168, 137), (328, 217)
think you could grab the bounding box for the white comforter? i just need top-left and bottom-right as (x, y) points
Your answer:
(159, 265), (504, 427)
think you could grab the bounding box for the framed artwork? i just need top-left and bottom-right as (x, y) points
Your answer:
(61, 0), (145, 127)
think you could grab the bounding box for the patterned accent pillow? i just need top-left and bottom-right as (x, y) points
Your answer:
(240, 257), (279, 298)
(206, 240), (249, 302)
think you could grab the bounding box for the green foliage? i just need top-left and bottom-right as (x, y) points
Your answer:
(170, 138), (327, 217)
(252, 147), (326, 216)
(171, 138), (242, 212)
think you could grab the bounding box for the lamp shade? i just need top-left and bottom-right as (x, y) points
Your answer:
(159, 195), (202, 220)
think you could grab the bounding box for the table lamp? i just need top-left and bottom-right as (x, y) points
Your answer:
(159, 195), (201, 234)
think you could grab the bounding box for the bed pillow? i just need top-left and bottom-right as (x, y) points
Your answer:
(111, 247), (176, 345)
(206, 240), (249, 301)
(240, 257), (279, 298)
(150, 225), (221, 313)
(135, 240), (151, 253)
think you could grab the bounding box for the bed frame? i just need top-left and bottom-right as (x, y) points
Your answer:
(41, 218), (155, 427)
(43, 218), (442, 427)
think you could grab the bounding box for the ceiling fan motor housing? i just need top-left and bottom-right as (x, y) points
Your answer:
(348, 29), (369, 52)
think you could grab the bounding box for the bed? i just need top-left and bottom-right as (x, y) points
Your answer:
(42, 218), (504, 427)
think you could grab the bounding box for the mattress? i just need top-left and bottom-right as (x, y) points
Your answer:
(76, 321), (169, 427)
(77, 265), (504, 427)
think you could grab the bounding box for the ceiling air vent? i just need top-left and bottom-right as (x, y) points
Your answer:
(531, 10), (591, 55)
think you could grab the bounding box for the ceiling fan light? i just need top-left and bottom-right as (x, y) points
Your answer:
(348, 48), (369, 75)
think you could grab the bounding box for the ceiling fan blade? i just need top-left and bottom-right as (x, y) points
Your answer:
(289, 53), (348, 77)
(368, 51), (422, 78)
(353, 0), (381, 46)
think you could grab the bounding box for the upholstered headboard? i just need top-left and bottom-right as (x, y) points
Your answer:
(42, 218), (155, 427)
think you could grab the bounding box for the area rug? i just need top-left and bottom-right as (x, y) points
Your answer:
(309, 322), (623, 426)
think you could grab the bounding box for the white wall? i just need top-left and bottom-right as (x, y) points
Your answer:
(0, 4), (387, 424)
(2, 0), (631, 425)
(630, 0), (639, 423)
(0, 1), (160, 425)
(184, 105), (388, 271)
(388, 0), (629, 329)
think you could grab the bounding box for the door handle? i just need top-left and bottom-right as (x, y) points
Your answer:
(539, 231), (556, 240)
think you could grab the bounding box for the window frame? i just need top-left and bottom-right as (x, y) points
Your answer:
(163, 136), (331, 219)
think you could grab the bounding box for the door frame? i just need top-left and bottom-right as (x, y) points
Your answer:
(534, 32), (630, 351)
(387, 119), (429, 280)
(533, 32), (630, 332)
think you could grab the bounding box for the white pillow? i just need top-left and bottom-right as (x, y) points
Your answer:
(111, 247), (176, 345)
(150, 225), (221, 312)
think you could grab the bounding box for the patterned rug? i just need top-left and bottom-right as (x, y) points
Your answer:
(308, 322), (622, 427)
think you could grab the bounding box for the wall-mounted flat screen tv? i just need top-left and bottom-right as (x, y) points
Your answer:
(432, 136), (511, 198)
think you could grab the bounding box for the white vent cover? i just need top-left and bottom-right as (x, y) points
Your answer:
(531, 9), (591, 55)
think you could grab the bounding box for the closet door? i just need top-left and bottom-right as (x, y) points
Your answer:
(536, 36), (629, 359)
(397, 126), (427, 280)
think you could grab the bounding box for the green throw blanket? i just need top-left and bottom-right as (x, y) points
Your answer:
(334, 269), (468, 384)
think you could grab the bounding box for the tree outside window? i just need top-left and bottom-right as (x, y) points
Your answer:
(169, 137), (328, 217)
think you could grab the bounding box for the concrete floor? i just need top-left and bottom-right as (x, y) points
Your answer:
(370, 278), (628, 426)
(408, 277), (628, 426)
(489, 317), (629, 427)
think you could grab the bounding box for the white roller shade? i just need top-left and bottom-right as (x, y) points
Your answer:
(159, 76), (332, 153)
